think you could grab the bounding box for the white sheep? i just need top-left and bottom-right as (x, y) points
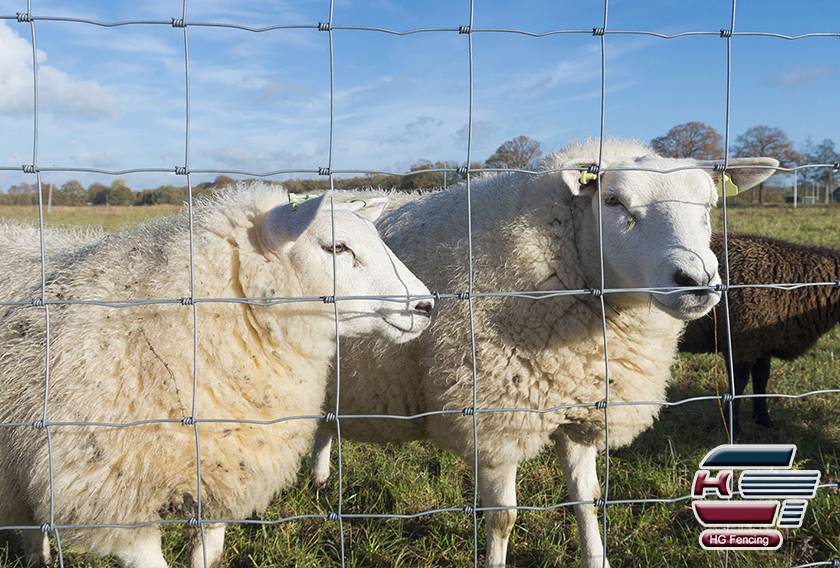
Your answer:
(0, 183), (433, 568)
(310, 139), (779, 567)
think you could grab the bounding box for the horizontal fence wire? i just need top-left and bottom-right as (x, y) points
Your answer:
(2, 2), (838, 568)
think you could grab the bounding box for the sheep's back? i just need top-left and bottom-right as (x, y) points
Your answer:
(680, 233), (840, 363)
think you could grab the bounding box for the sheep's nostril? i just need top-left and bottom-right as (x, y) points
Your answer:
(413, 301), (433, 317)
(673, 270), (711, 296)
(673, 270), (702, 288)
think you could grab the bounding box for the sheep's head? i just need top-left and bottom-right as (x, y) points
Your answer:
(562, 155), (778, 320)
(247, 193), (433, 346)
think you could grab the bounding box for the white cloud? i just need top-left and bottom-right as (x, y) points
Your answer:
(772, 66), (834, 87)
(0, 22), (118, 118)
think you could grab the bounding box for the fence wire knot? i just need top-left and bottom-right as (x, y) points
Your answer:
(721, 393), (734, 403)
(592, 27), (605, 36)
(318, 166), (331, 176)
(456, 166), (469, 176)
(181, 416), (196, 426)
(322, 295), (336, 304)
(318, 22), (332, 32)
(714, 283), (728, 293)
(179, 297), (195, 306)
(834, 280), (840, 288)
(712, 162), (727, 172)
(586, 164), (600, 175)
(594, 400), (608, 410)
(833, 162), (840, 171)
(31, 419), (45, 430)
(458, 25), (471, 34)
(589, 288), (603, 298)
(30, 298), (45, 307)
(720, 29), (733, 38)
(174, 166), (188, 175)
(15, 12), (33, 23)
(462, 406), (476, 416)
(21, 164), (37, 174)
(463, 505), (475, 515)
(326, 511), (339, 521)
(432, 291), (441, 301)
(457, 291), (471, 300)
(324, 411), (337, 423)
(170, 18), (186, 28)
(593, 498), (606, 508)
(39, 523), (52, 533)
(830, 559), (840, 568)
(186, 517), (200, 527)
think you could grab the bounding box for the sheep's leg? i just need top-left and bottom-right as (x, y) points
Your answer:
(21, 529), (50, 566)
(750, 357), (772, 428)
(554, 433), (609, 568)
(113, 527), (168, 568)
(311, 425), (334, 488)
(728, 362), (751, 440)
(478, 461), (517, 568)
(189, 524), (225, 568)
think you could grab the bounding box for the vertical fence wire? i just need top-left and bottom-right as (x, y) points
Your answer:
(462, 1), (481, 566)
(594, 1), (612, 565)
(24, 0), (66, 565)
(324, 0), (349, 564)
(1, 4), (838, 568)
(176, 1), (210, 566)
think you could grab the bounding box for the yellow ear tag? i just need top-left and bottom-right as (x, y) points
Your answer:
(719, 173), (739, 197)
(288, 193), (320, 210)
(578, 171), (599, 186)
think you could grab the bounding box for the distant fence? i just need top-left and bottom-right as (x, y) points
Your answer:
(0, 1), (838, 567)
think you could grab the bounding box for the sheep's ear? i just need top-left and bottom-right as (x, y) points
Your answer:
(259, 193), (328, 250)
(560, 164), (600, 196)
(346, 197), (388, 222)
(701, 158), (780, 193)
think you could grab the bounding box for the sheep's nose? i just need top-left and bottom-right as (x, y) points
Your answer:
(413, 301), (433, 317)
(673, 270), (710, 295)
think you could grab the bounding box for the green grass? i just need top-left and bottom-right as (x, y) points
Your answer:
(0, 204), (837, 567)
(0, 204), (180, 232)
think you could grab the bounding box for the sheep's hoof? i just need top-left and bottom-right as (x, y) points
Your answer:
(582, 555), (610, 568)
(754, 413), (773, 428)
(311, 471), (331, 490)
(22, 531), (51, 567)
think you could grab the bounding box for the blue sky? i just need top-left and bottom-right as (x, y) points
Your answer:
(1, 0), (838, 189)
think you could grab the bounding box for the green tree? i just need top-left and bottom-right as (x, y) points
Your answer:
(59, 180), (86, 206)
(87, 182), (109, 205)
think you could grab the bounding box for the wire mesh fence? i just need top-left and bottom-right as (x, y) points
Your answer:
(0, 0), (838, 567)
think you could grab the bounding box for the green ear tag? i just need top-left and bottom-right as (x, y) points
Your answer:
(579, 171), (599, 185)
(719, 173), (739, 197)
(289, 193), (320, 210)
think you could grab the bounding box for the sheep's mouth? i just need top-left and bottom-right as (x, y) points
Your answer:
(652, 290), (721, 321)
(382, 310), (431, 333)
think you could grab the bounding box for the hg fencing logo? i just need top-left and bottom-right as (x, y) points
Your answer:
(692, 444), (820, 551)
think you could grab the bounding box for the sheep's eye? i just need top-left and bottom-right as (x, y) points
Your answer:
(604, 195), (621, 207)
(322, 243), (351, 254)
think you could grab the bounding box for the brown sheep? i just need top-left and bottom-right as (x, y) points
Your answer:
(679, 232), (840, 437)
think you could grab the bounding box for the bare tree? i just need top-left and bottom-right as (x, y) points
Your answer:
(650, 121), (723, 159)
(799, 138), (838, 203)
(732, 125), (798, 203)
(485, 135), (542, 170)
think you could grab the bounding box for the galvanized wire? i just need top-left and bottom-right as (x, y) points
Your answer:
(2, 3), (838, 568)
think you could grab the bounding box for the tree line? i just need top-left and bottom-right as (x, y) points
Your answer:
(0, 127), (835, 207)
(651, 121), (838, 203)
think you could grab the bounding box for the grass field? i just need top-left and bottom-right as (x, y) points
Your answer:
(0, 203), (837, 567)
